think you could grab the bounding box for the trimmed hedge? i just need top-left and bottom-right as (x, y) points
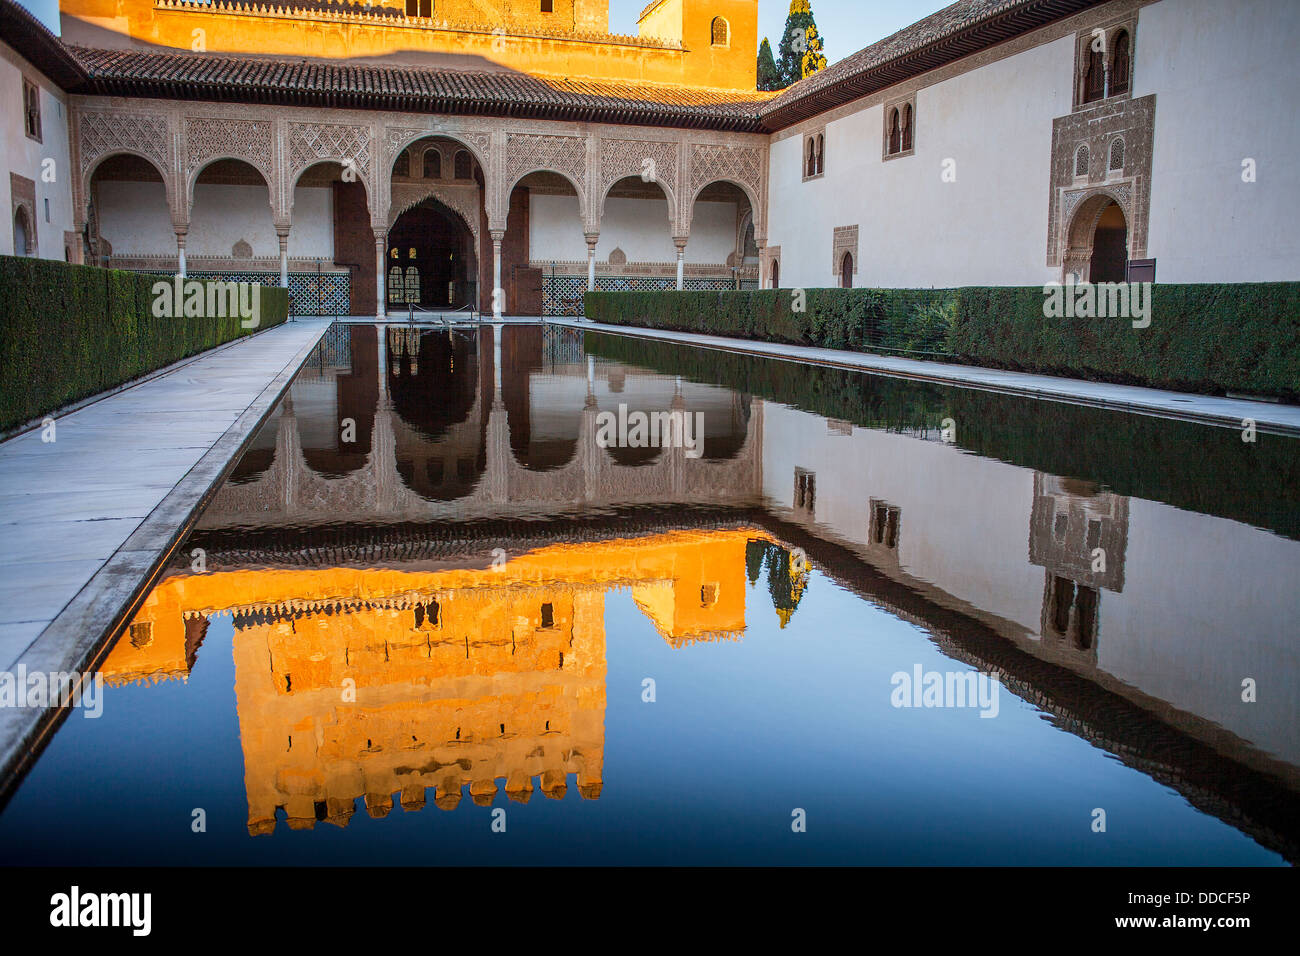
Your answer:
(0, 256), (288, 432)
(952, 283), (1300, 399)
(585, 283), (1300, 399)
(584, 288), (954, 354)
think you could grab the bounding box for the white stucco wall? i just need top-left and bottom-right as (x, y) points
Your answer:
(766, 35), (1073, 289)
(95, 180), (172, 255)
(1, 41), (74, 259)
(96, 181), (334, 259)
(1138, 0), (1300, 282)
(529, 193), (738, 263)
(764, 0), (1300, 288)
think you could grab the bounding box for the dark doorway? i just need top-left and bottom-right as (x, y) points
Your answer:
(840, 252), (853, 289)
(1088, 201), (1128, 283)
(387, 200), (474, 308)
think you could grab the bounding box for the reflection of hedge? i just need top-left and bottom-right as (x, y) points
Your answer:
(585, 282), (1300, 399)
(0, 256), (288, 431)
(584, 330), (951, 434)
(584, 330), (1300, 541)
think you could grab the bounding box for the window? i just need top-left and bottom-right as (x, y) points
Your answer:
(1074, 144), (1090, 177)
(405, 0), (431, 15)
(404, 265), (420, 303)
(870, 501), (902, 550)
(541, 0), (553, 12)
(540, 603), (554, 628)
(22, 78), (40, 142)
(883, 96), (916, 159)
(423, 149), (441, 179)
(803, 129), (825, 180)
(711, 17), (729, 47)
(1108, 137), (1124, 171)
(453, 149), (472, 179)
(414, 600), (440, 629)
(700, 584), (718, 607)
(794, 468), (815, 514)
(1083, 43), (1106, 103)
(393, 150), (410, 177)
(1111, 30), (1131, 95)
(129, 622), (154, 648)
(387, 265), (403, 303)
(44, 198), (50, 222)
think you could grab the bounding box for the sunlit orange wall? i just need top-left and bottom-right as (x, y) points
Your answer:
(59, 0), (757, 91)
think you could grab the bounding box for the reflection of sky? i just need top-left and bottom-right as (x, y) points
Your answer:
(0, 570), (1281, 865)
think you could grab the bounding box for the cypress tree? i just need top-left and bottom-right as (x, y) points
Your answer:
(756, 37), (781, 91)
(776, 0), (827, 88)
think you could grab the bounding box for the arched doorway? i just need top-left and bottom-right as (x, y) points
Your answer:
(1088, 201), (1128, 282)
(1064, 193), (1130, 284)
(840, 251), (853, 288)
(387, 199), (475, 309)
(770, 258), (779, 288)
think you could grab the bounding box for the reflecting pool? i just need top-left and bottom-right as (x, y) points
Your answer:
(1, 323), (1296, 865)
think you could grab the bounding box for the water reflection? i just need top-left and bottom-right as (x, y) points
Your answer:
(103, 526), (797, 834)
(8, 323), (1299, 864)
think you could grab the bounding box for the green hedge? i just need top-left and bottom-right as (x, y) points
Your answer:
(584, 283), (1300, 399)
(583, 288), (954, 354)
(952, 283), (1300, 398)
(0, 256), (288, 432)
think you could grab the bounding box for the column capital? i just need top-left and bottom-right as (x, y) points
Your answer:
(489, 228), (506, 244)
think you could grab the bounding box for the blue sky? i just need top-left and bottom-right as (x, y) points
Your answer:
(19, 0), (942, 66)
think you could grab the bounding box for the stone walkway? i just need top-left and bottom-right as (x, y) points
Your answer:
(557, 320), (1300, 435)
(0, 319), (328, 780)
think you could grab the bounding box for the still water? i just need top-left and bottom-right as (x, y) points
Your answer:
(1, 323), (1296, 865)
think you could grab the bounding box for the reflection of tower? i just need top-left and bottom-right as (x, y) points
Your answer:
(108, 528), (765, 834)
(233, 583), (607, 832)
(1028, 474), (1129, 659)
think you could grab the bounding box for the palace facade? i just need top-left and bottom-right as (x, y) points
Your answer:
(2, 0), (1297, 317)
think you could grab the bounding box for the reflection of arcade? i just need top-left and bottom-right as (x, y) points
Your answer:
(205, 324), (763, 525)
(102, 528), (773, 834)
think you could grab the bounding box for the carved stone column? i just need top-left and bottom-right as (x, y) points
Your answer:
(275, 226), (290, 289)
(673, 238), (687, 290)
(175, 231), (187, 278)
(490, 228), (505, 320)
(584, 232), (599, 292)
(373, 228), (386, 318)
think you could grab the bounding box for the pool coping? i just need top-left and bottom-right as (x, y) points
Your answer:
(0, 320), (330, 802)
(554, 320), (1300, 437)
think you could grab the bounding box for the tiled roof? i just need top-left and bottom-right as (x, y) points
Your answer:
(0, 0), (87, 88)
(0, 0), (1105, 132)
(70, 45), (772, 131)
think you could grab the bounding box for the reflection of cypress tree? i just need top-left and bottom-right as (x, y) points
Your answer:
(746, 541), (808, 628)
(746, 538), (766, 585)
